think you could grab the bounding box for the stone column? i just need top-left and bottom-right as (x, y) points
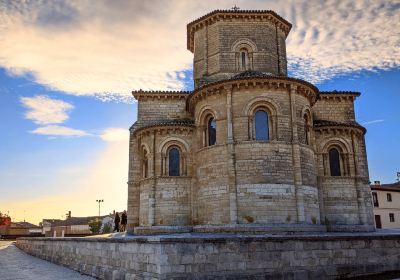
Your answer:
(226, 86), (238, 224)
(127, 133), (140, 232)
(351, 132), (368, 225)
(148, 131), (156, 226)
(289, 85), (305, 223)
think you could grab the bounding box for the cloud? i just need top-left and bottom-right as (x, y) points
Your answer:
(1, 0), (399, 101)
(19, 95), (128, 139)
(20, 95), (90, 137)
(100, 127), (128, 142)
(20, 95), (73, 125)
(362, 119), (385, 125)
(283, 0), (400, 83)
(31, 125), (90, 137)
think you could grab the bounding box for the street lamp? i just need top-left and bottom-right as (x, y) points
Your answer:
(96, 199), (104, 217)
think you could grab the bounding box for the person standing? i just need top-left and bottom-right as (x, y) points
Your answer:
(113, 212), (120, 232)
(120, 210), (127, 232)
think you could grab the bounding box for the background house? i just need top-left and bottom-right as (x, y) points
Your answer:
(0, 221), (42, 239)
(42, 211), (119, 237)
(371, 181), (400, 229)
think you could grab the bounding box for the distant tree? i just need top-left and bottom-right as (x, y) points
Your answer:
(101, 222), (112, 233)
(88, 218), (102, 234)
(0, 212), (11, 227)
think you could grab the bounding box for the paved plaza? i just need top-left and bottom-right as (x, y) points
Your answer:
(0, 241), (93, 280)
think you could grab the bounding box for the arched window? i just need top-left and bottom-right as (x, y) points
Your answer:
(168, 147), (180, 176)
(304, 114), (310, 145)
(329, 148), (341, 176)
(254, 110), (269, 140)
(241, 52), (246, 69)
(207, 117), (216, 146)
(142, 149), (149, 178)
(240, 48), (249, 71)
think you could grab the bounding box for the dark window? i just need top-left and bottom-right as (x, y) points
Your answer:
(372, 192), (379, 207)
(375, 215), (382, 228)
(143, 158), (148, 178)
(304, 115), (309, 145)
(241, 52), (246, 70)
(143, 150), (148, 178)
(389, 213), (395, 222)
(207, 117), (216, 146)
(168, 148), (180, 176)
(329, 148), (341, 176)
(387, 193), (392, 202)
(254, 110), (269, 140)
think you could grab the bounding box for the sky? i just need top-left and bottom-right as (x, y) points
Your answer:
(0, 0), (399, 224)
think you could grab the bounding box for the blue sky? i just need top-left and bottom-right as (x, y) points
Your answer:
(0, 0), (399, 224)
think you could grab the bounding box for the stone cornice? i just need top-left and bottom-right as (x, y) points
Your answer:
(187, 10), (292, 52)
(132, 90), (192, 101)
(188, 76), (319, 112)
(313, 120), (366, 135)
(132, 120), (195, 136)
(319, 91), (360, 101)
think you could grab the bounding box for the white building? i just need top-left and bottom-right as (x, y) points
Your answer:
(371, 181), (400, 229)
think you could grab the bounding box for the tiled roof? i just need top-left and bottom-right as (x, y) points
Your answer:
(313, 119), (366, 133)
(187, 10), (292, 28)
(233, 70), (273, 79)
(132, 90), (192, 95)
(371, 182), (400, 192)
(320, 90), (361, 96)
(194, 74), (319, 94)
(13, 222), (40, 228)
(130, 119), (195, 133)
(45, 216), (110, 227)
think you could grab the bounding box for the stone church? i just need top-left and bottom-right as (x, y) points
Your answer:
(127, 9), (375, 234)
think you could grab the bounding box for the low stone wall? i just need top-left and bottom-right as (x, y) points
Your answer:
(16, 233), (400, 280)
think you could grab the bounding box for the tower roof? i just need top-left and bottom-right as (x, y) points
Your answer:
(187, 10), (292, 52)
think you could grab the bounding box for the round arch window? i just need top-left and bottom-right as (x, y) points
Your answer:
(254, 110), (269, 140)
(168, 147), (180, 176)
(207, 117), (216, 146)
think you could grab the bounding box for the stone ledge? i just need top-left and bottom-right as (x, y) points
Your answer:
(16, 230), (400, 244)
(193, 223), (327, 234)
(15, 231), (400, 280)
(134, 226), (193, 235)
(327, 224), (376, 232)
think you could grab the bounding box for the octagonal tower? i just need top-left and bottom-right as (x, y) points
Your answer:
(187, 10), (291, 87)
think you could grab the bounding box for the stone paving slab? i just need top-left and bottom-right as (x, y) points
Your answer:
(0, 241), (94, 280)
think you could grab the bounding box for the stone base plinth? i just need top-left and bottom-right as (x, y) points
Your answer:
(326, 224), (376, 232)
(134, 225), (193, 235)
(193, 223), (327, 234)
(133, 223), (327, 235)
(16, 231), (400, 280)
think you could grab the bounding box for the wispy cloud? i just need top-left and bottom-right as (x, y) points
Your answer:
(20, 95), (73, 125)
(363, 119), (385, 125)
(31, 125), (90, 137)
(20, 95), (90, 137)
(99, 128), (128, 142)
(1, 0), (399, 101)
(20, 95), (128, 139)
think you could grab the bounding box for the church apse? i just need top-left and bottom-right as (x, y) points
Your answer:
(127, 9), (374, 234)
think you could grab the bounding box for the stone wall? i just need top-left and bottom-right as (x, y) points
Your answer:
(16, 233), (400, 280)
(137, 98), (189, 124)
(313, 95), (356, 123)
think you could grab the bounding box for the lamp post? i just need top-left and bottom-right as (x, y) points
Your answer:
(96, 199), (104, 217)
